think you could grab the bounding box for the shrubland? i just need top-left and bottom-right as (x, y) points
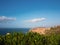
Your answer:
(0, 26), (60, 45)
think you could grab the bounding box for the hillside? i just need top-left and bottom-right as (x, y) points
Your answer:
(29, 26), (60, 35)
(29, 27), (50, 34)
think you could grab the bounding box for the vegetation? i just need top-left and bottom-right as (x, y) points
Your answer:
(45, 26), (60, 35)
(0, 26), (60, 45)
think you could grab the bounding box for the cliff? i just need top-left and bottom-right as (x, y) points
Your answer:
(29, 27), (50, 34)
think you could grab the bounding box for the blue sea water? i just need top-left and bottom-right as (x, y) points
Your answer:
(0, 28), (30, 35)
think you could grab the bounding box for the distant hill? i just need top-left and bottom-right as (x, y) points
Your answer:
(29, 27), (50, 34)
(29, 26), (60, 35)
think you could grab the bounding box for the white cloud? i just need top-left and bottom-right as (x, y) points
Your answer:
(0, 16), (16, 23)
(25, 18), (46, 23)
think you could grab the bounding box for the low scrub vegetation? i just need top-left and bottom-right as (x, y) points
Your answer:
(0, 26), (60, 45)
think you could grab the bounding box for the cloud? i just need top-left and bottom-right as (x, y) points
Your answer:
(25, 18), (46, 23)
(0, 16), (16, 23)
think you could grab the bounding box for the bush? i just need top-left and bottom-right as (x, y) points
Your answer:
(0, 27), (60, 45)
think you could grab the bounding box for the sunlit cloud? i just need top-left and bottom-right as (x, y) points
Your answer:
(25, 18), (46, 23)
(0, 16), (16, 23)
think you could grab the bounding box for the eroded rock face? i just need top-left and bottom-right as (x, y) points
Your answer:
(29, 27), (50, 34)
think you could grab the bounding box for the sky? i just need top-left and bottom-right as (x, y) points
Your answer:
(0, 0), (60, 28)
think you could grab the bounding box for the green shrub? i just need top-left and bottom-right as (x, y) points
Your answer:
(0, 26), (60, 45)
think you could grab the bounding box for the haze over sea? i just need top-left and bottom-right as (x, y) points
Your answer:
(0, 28), (30, 35)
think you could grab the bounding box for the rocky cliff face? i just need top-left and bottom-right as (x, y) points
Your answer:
(29, 27), (50, 34)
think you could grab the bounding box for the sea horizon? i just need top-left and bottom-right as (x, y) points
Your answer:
(0, 28), (30, 35)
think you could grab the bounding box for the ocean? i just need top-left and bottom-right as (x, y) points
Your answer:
(0, 28), (30, 35)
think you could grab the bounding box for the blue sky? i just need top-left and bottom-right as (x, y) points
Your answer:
(0, 0), (60, 28)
